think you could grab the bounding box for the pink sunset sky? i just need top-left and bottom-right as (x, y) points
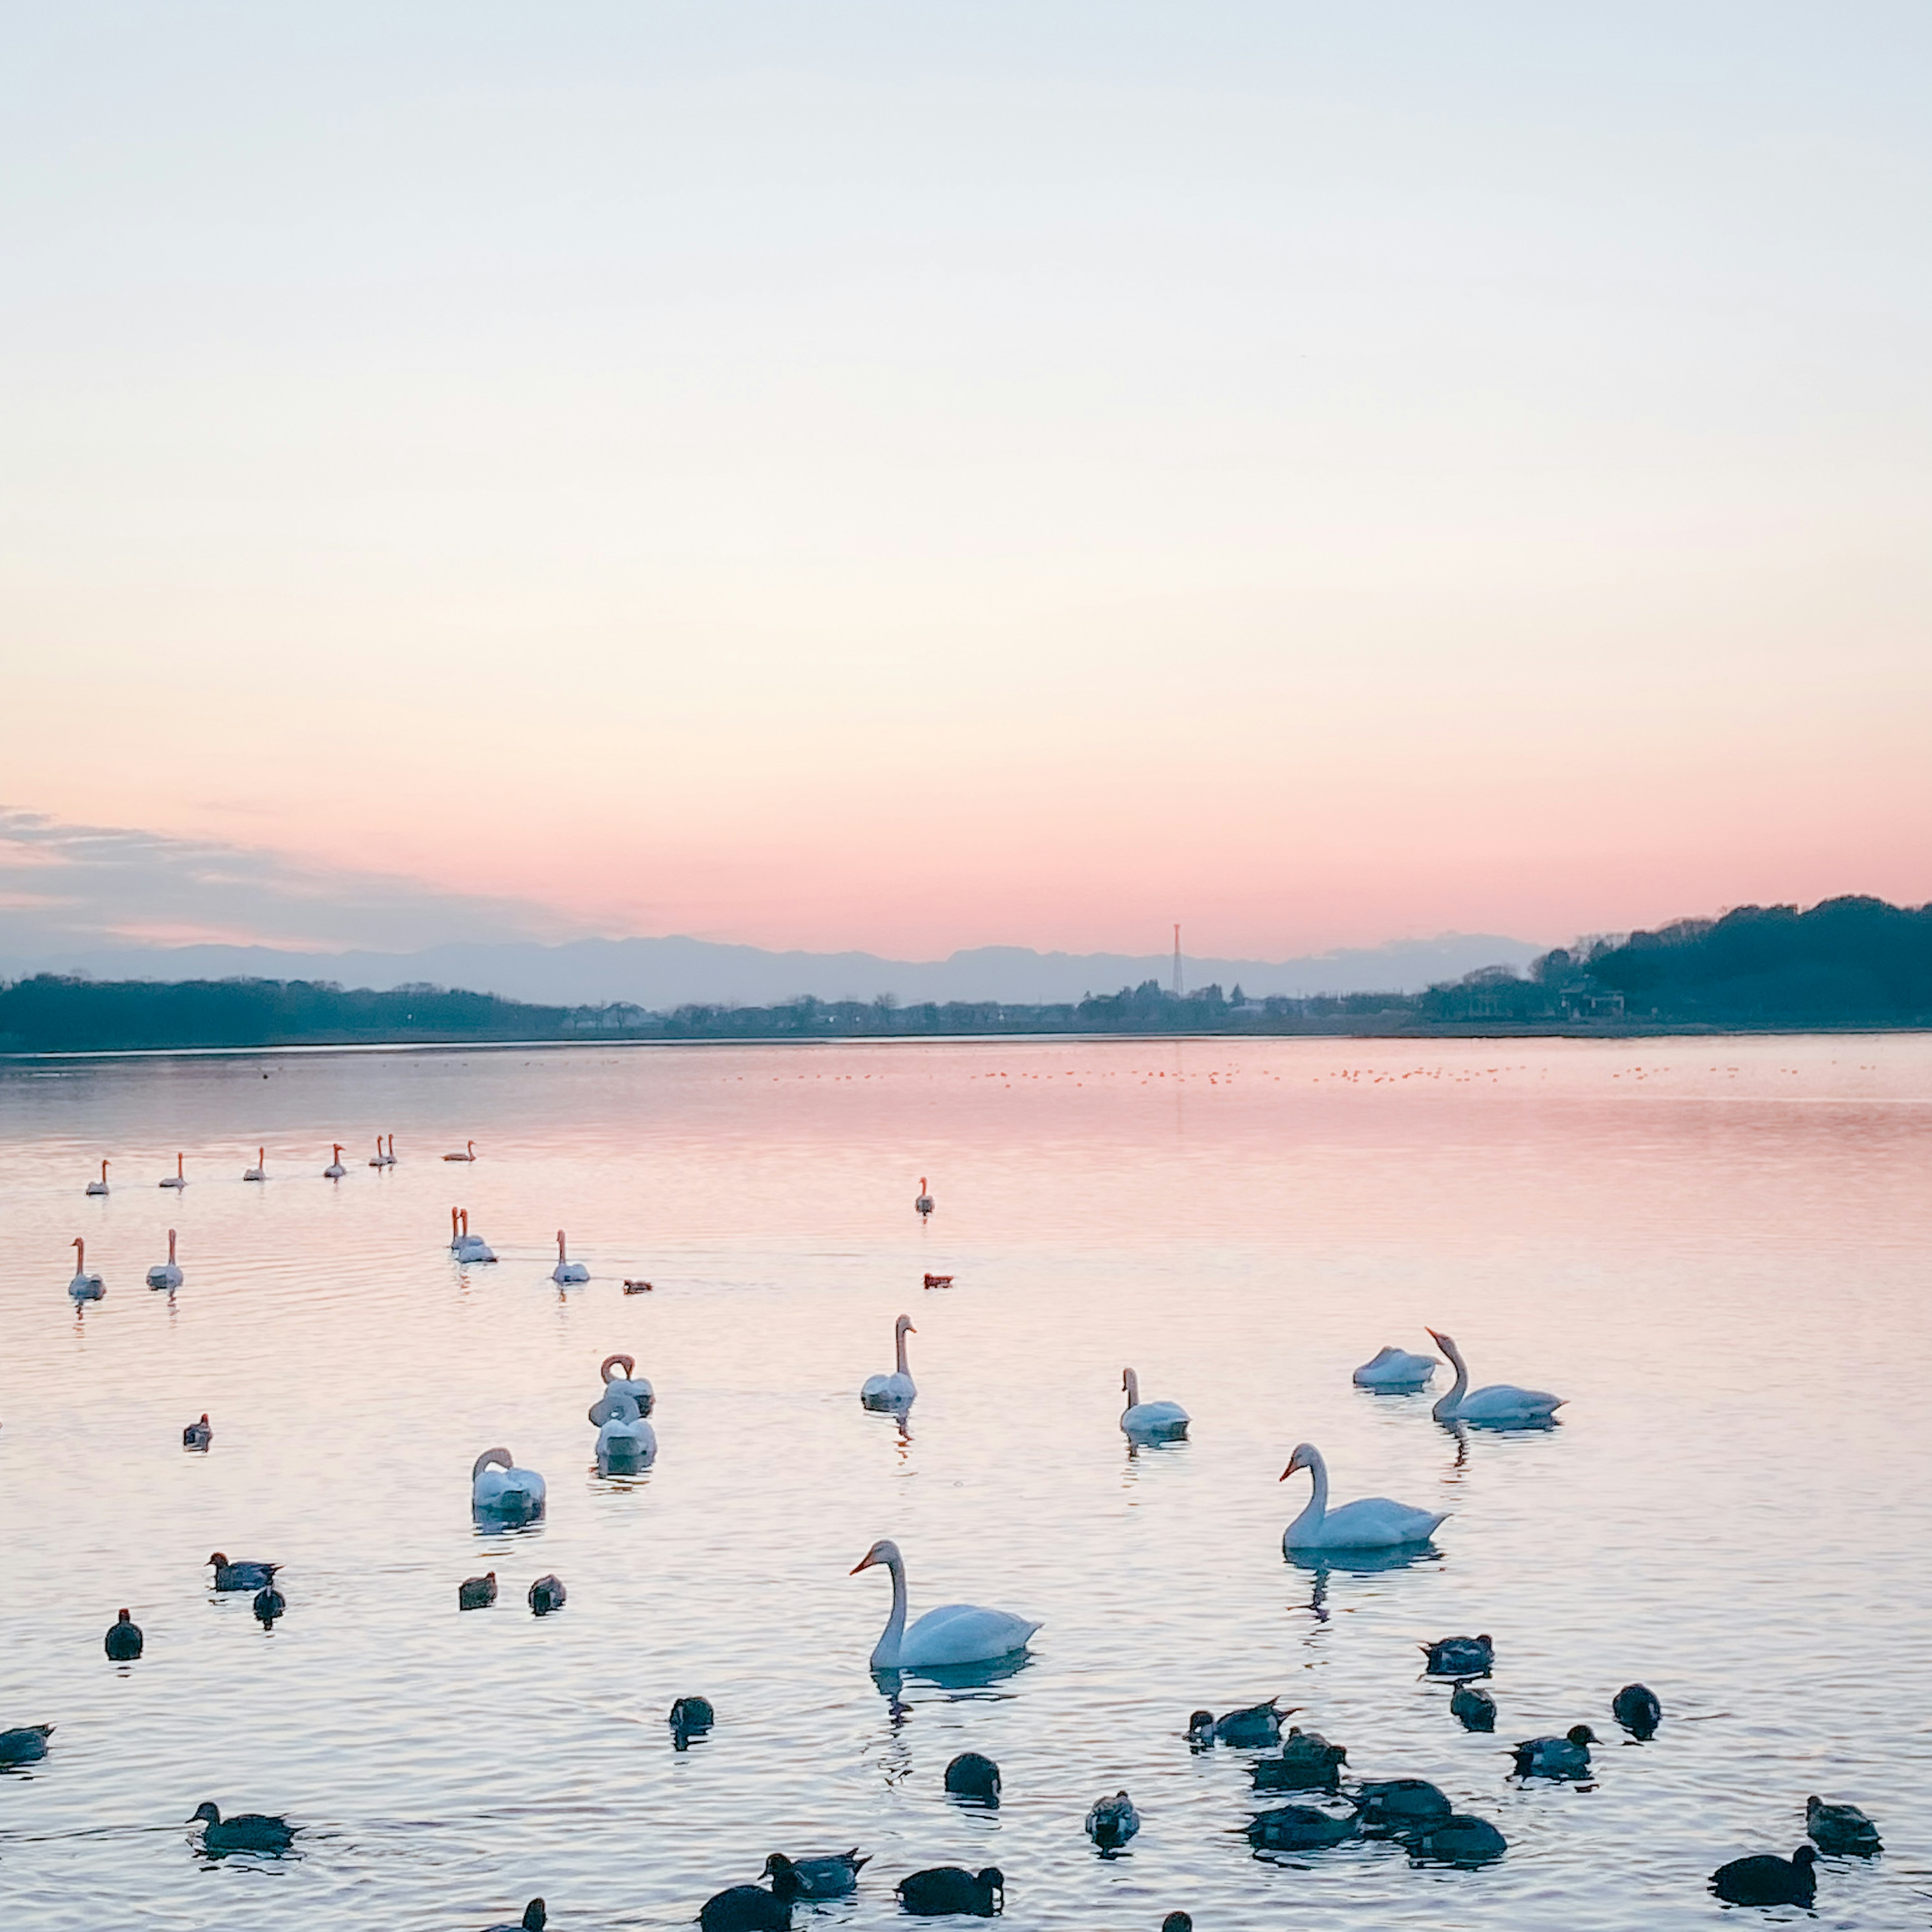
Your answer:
(3, 5), (1927, 962)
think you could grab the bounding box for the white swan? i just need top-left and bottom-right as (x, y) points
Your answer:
(860, 1315), (917, 1408)
(587, 1352), (654, 1420)
(243, 1148), (267, 1182)
(146, 1229), (184, 1291)
(1353, 1344), (1439, 1390)
(452, 1210), (496, 1264)
(67, 1236), (105, 1301)
(1280, 1442), (1446, 1552)
(159, 1152), (187, 1189)
(85, 1160), (110, 1196)
(471, 1446), (546, 1520)
(552, 1230), (589, 1284)
(368, 1135), (386, 1167)
(324, 1144), (347, 1179)
(1120, 1367), (1190, 1440)
(444, 1140), (477, 1162)
(851, 1538), (1039, 1670)
(593, 1390), (657, 1470)
(1428, 1329), (1564, 1426)
(915, 1177), (934, 1218)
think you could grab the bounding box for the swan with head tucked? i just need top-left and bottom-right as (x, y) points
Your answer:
(1428, 1329), (1563, 1425)
(851, 1538), (1039, 1670)
(243, 1148), (267, 1182)
(160, 1152), (187, 1189)
(552, 1231), (589, 1284)
(324, 1144), (347, 1179)
(86, 1159), (110, 1196)
(593, 1390), (657, 1471)
(589, 1353), (654, 1420)
(860, 1315), (917, 1409)
(452, 1210), (496, 1263)
(472, 1447), (546, 1522)
(68, 1237), (105, 1301)
(146, 1229), (184, 1291)
(1279, 1442), (1446, 1552)
(1352, 1344), (1438, 1389)
(1121, 1368), (1190, 1441)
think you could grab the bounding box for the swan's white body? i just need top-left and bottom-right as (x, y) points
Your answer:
(471, 1447), (546, 1519)
(1428, 1329), (1564, 1425)
(159, 1153), (187, 1190)
(243, 1148), (267, 1182)
(146, 1229), (184, 1291)
(1353, 1344), (1438, 1389)
(85, 1161), (110, 1196)
(588, 1353), (654, 1420)
(1120, 1367), (1190, 1440)
(551, 1230), (589, 1284)
(451, 1209), (495, 1263)
(67, 1237), (104, 1300)
(852, 1538), (1039, 1670)
(324, 1144), (347, 1179)
(594, 1391), (658, 1468)
(1280, 1442), (1445, 1552)
(860, 1315), (917, 1408)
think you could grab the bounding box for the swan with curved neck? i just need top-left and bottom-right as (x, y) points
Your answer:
(324, 1143), (347, 1178)
(85, 1160), (110, 1196)
(1427, 1329), (1563, 1425)
(552, 1230), (589, 1284)
(243, 1147), (266, 1181)
(146, 1228), (184, 1291)
(1279, 1442), (1446, 1552)
(850, 1538), (1039, 1670)
(589, 1352), (654, 1421)
(472, 1446), (546, 1520)
(67, 1236), (104, 1300)
(1120, 1368), (1190, 1440)
(861, 1315), (917, 1408)
(160, 1152), (187, 1189)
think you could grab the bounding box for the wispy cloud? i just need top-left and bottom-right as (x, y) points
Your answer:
(0, 807), (575, 954)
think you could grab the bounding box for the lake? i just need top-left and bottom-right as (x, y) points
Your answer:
(2, 1033), (1928, 1930)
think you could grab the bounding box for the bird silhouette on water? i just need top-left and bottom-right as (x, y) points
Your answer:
(1612, 1682), (1661, 1738)
(1712, 1845), (1817, 1906)
(459, 1572), (497, 1610)
(482, 1902), (545, 1931)
(942, 1751), (1001, 1805)
(1807, 1796), (1881, 1856)
(104, 1609), (143, 1660)
(253, 1584), (285, 1627)
(190, 1802), (296, 1853)
(528, 1575), (566, 1615)
(896, 1867), (1004, 1917)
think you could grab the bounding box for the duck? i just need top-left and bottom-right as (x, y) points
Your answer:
(85, 1159), (110, 1196)
(670, 1695), (715, 1746)
(1280, 1443), (1446, 1552)
(1120, 1368), (1189, 1442)
(482, 1903), (545, 1932)
(1421, 1634), (1493, 1677)
(146, 1229), (184, 1291)
(243, 1148), (267, 1181)
(324, 1144), (347, 1179)
(766, 1850), (867, 1898)
(0, 1724), (54, 1764)
(623, 1278), (654, 1294)
(1087, 1791), (1140, 1849)
(1246, 1805), (1358, 1850)
(1162, 1918), (1192, 1932)
(860, 1315), (917, 1409)
(1352, 1344), (1437, 1389)
(1252, 1727), (1347, 1791)
(589, 1352), (655, 1420)
(1711, 1845), (1817, 1906)
(896, 1867), (1003, 1917)
(1511, 1725), (1595, 1779)
(183, 1413), (213, 1451)
(253, 1585), (286, 1626)
(528, 1574), (566, 1615)
(104, 1609), (144, 1660)
(67, 1237), (105, 1301)
(190, 1802), (295, 1853)
(1807, 1796), (1881, 1856)
(207, 1553), (278, 1591)
(943, 1751), (1001, 1804)
(471, 1448), (546, 1522)
(1352, 1779), (1453, 1832)
(594, 1391), (657, 1472)
(851, 1539), (1039, 1670)
(458, 1572), (498, 1610)
(1451, 1684), (1497, 1732)
(914, 1177), (934, 1218)
(1612, 1682), (1661, 1738)
(551, 1230), (589, 1284)
(160, 1152), (188, 1189)
(452, 1210), (496, 1264)
(700, 1873), (794, 1931)
(1427, 1329), (1563, 1426)
(445, 1140), (478, 1162)
(1409, 1813), (1508, 1864)
(1187, 1700), (1291, 1749)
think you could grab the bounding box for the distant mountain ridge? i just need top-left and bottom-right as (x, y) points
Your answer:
(0, 931), (1544, 1009)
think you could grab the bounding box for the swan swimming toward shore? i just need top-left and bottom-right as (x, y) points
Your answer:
(850, 1538), (1039, 1670)
(1280, 1442), (1445, 1552)
(146, 1229), (183, 1291)
(860, 1315), (917, 1409)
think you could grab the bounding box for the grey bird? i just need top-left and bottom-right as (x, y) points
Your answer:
(1451, 1683), (1497, 1732)
(459, 1572), (498, 1610)
(1421, 1634), (1493, 1677)
(766, 1850), (866, 1898)
(670, 1694), (715, 1747)
(190, 1802), (296, 1853)
(1409, 1814), (1508, 1864)
(1807, 1796), (1881, 1856)
(1511, 1725), (1596, 1780)
(528, 1574), (566, 1615)
(104, 1609), (144, 1661)
(1712, 1845), (1817, 1906)
(1352, 1779), (1453, 1831)
(207, 1553), (278, 1592)
(1247, 1804), (1358, 1850)
(1252, 1726), (1347, 1792)
(943, 1751), (1001, 1805)
(0, 1724), (53, 1765)
(253, 1585), (286, 1627)
(1187, 1698), (1292, 1748)
(183, 1414), (212, 1451)
(896, 1867), (1003, 1917)
(1611, 1682), (1661, 1738)
(1086, 1790), (1140, 1850)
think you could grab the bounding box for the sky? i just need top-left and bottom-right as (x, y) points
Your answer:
(2, 3), (1928, 961)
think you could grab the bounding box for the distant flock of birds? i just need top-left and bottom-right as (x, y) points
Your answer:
(20, 1146), (1882, 1924)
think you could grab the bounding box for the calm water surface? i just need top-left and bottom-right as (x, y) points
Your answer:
(2, 1035), (1929, 1930)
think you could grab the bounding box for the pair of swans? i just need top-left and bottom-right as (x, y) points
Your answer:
(861, 1315), (916, 1408)
(1352, 1330), (1564, 1425)
(67, 1237), (105, 1301)
(472, 1448), (546, 1521)
(851, 1538), (1038, 1670)
(1280, 1442), (1446, 1552)
(368, 1134), (396, 1167)
(146, 1230), (184, 1291)
(449, 1209), (496, 1263)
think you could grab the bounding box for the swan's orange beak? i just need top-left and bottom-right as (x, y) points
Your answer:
(850, 1551), (876, 1574)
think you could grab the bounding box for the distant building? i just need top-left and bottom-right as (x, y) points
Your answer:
(1560, 987), (1625, 1020)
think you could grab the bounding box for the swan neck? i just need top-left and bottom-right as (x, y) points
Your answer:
(873, 1551), (909, 1667)
(895, 1326), (909, 1376)
(1288, 1454), (1328, 1540)
(1433, 1342), (1469, 1419)
(1123, 1369), (1140, 1410)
